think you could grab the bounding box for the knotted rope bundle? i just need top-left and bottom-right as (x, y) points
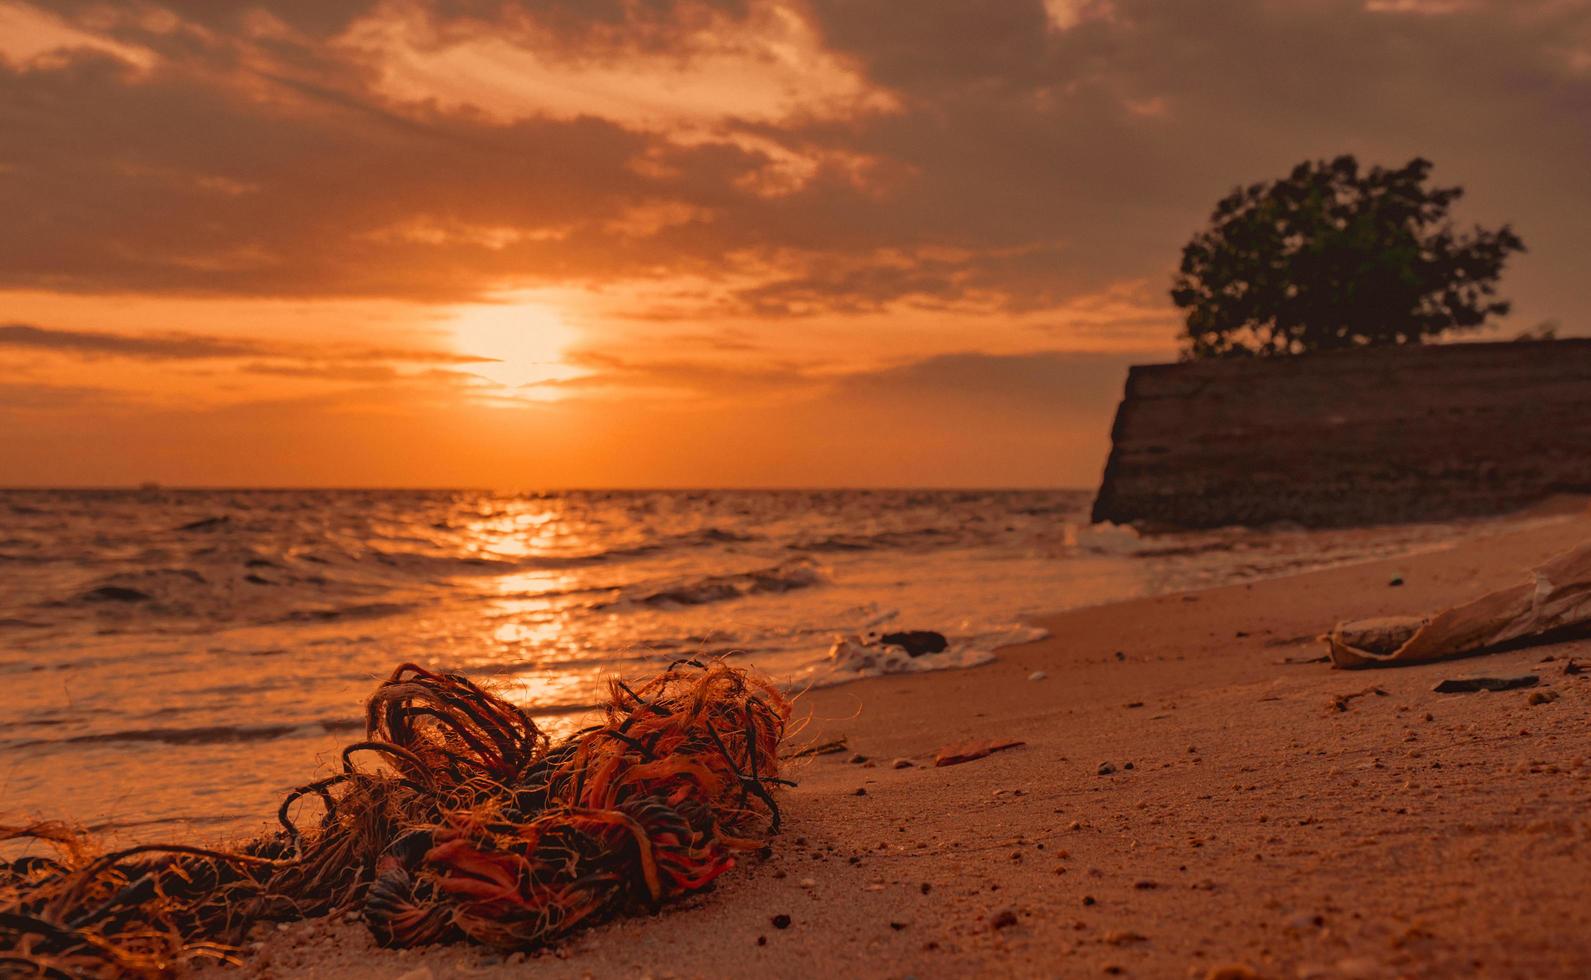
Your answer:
(1, 659), (791, 977)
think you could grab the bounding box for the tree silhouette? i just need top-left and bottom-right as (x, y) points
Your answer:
(1171, 156), (1525, 358)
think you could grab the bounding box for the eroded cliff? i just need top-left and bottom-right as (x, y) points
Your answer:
(1091, 339), (1591, 528)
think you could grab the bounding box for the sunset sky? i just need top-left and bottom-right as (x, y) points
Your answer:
(2, 0), (1587, 488)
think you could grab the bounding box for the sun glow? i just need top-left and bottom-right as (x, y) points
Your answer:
(448, 301), (586, 397)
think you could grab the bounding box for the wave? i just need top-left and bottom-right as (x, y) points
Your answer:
(0, 617), (50, 629)
(788, 526), (957, 553)
(495, 526), (762, 565)
(176, 515), (231, 532)
(602, 558), (826, 610)
(16, 716), (369, 750)
(62, 569), (208, 608)
(274, 601), (416, 623)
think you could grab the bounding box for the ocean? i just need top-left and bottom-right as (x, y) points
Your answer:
(0, 488), (1539, 842)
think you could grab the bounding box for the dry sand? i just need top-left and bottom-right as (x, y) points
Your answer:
(219, 512), (1591, 979)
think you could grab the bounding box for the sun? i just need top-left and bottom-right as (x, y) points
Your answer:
(448, 300), (586, 396)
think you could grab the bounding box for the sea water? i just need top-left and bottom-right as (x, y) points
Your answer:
(0, 488), (1543, 840)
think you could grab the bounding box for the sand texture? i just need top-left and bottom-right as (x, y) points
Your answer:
(212, 513), (1591, 979)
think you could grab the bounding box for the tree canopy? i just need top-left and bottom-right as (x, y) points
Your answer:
(1171, 156), (1525, 358)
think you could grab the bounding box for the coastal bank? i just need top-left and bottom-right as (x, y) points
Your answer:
(1092, 339), (1591, 529)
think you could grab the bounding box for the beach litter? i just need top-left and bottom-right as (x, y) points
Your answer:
(1329, 686), (1389, 712)
(1325, 540), (1591, 668)
(0, 659), (790, 977)
(933, 738), (1026, 767)
(788, 737), (847, 758)
(1432, 675), (1540, 693)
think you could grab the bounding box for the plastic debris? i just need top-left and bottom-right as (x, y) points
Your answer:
(1326, 541), (1591, 668)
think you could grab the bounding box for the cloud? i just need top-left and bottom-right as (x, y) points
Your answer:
(538, 344), (1141, 418)
(0, 380), (123, 410)
(342, 0), (899, 130)
(831, 349), (1139, 414)
(0, 0), (1586, 330)
(0, 1), (155, 70)
(0, 322), (268, 359)
(0, 322), (489, 364)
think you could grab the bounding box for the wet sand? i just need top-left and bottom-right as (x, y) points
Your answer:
(218, 511), (1591, 979)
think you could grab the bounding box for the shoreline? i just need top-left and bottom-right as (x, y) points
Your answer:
(217, 508), (1591, 977)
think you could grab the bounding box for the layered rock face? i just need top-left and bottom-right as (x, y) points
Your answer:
(1091, 339), (1591, 529)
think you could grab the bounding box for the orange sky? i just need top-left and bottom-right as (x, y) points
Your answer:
(1, 0), (1587, 487)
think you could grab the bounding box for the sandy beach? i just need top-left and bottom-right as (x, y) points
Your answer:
(211, 507), (1591, 979)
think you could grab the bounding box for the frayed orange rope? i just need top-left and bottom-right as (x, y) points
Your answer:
(1, 659), (791, 977)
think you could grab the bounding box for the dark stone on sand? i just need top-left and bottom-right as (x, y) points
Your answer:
(1389, 577), (1404, 587)
(771, 914), (791, 929)
(81, 586), (152, 603)
(1433, 675), (1540, 693)
(1097, 762), (1116, 776)
(990, 910), (1019, 930)
(879, 630), (948, 656)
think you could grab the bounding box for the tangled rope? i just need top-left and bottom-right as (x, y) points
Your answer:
(0, 659), (791, 977)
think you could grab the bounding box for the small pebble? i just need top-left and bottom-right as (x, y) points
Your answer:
(990, 909), (1019, 930)
(1082, 895), (1097, 906)
(1389, 577), (1404, 587)
(854, 788), (868, 796)
(893, 758), (914, 769)
(1097, 762), (1116, 776)
(756, 935), (767, 946)
(1029, 670), (1047, 681)
(771, 914), (792, 929)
